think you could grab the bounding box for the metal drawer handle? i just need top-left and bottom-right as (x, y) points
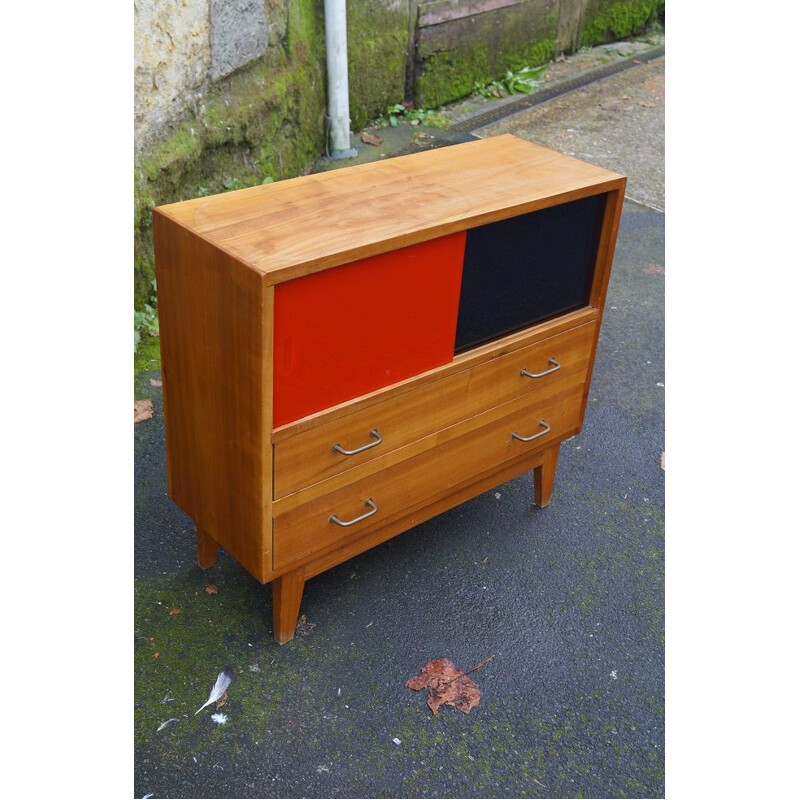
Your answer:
(332, 429), (382, 456)
(521, 358), (561, 379)
(330, 498), (378, 528)
(511, 420), (551, 442)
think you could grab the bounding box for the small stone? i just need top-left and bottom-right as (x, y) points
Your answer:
(393, 737), (402, 745)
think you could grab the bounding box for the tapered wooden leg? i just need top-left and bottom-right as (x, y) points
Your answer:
(533, 445), (560, 508)
(272, 569), (306, 645)
(196, 525), (219, 569)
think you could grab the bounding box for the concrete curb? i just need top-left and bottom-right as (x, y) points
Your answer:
(449, 44), (665, 133)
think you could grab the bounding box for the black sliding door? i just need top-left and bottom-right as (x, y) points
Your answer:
(454, 193), (606, 353)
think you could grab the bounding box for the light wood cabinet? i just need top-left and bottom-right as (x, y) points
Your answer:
(153, 135), (625, 644)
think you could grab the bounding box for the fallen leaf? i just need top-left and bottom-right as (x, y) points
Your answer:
(215, 691), (228, 709)
(600, 100), (633, 112)
(639, 100), (658, 108)
(152, 652), (160, 658)
(135, 399), (154, 424)
(361, 132), (383, 146)
(204, 584), (218, 595)
(149, 378), (163, 387)
(168, 607), (181, 616)
(406, 655), (494, 715)
(644, 263), (665, 275)
(645, 76), (665, 100)
(295, 614), (316, 637)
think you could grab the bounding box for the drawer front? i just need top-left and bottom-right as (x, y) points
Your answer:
(272, 382), (585, 570)
(273, 321), (596, 499)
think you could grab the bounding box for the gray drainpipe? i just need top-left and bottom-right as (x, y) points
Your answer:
(324, 0), (357, 158)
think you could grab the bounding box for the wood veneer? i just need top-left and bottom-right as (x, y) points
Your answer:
(153, 135), (625, 643)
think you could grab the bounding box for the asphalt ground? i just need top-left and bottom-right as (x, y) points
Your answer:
(134, 42), (665, 799)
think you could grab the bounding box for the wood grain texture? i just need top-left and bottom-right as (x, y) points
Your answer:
(196, 526), (219, 569)
(533, 445), (560, 507)
(580, 185), (625, 423)
(273, 320), (596, 499)
(154, 211), (270, 582)
(272, 382), (585, 570)
(271, 568), (305, 645)
(154, 135), (625, 286)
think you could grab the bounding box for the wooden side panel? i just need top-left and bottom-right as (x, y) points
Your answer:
(580, 184), (626, 421)
(153, 211), (268, 582)
(272, 232), (466, 427)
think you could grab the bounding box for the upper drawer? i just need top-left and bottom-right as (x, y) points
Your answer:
(273, 320), (596, 499)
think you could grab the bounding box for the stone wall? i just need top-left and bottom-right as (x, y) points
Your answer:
(411, 0), (661, 109)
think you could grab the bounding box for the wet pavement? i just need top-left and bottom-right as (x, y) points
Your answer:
(135, 38), (665, 800)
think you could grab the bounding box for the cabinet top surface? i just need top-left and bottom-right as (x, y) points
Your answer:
(154, 135), (625, 283)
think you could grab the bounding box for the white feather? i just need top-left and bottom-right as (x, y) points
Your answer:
(210, 712), (228, 725)
(194, 666), (232, 715)
(157, 718), (180, 732)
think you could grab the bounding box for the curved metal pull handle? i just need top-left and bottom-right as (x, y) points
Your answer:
(511, 420), (551, 442)
(332, 429), (382, 456)
(330, 498), (378, 528)
(521, 358), (561, 379)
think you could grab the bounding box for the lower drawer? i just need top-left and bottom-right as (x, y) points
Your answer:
(272, 383), (584, 570)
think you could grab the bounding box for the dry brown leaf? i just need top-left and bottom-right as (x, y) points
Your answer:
(406, 657), (489, 715)
(135, 399), (154, 424)
(600, 100), (633, 112)
(639, 100), (658, 108)
(645, 76), (664, 100)
(215, 691), (228, 709)
(295, 614), (316, 637)
(204, 584), (218, 595)
(168, 608), (181, 617)
(361, 132), (383, 146)
(152, 652), (160, 658)
(149, 378), (163, 387)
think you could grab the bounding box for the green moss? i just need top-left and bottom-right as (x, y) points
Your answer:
(134, 333), (162, 379)
(580, 0), (659, 47)
(414, 3), (558, 109)
(133, 0), (327, 311)
(346, 0), (408, 130)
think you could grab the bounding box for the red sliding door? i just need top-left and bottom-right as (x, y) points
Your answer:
(273, 232), (466, 427)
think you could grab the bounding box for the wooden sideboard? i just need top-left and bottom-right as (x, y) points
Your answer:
(153, 134), (626, 644)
